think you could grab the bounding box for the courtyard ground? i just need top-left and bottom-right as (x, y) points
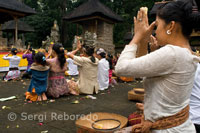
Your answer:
(0, 73), (142, 133)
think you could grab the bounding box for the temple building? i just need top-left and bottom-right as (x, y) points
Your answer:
(0, 0), (36, 49)
(63, 0), (123, 54)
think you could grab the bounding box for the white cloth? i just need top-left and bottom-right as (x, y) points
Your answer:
(190, 63), (200, 125)
(3, 55), (21, 68)
(66, 58), (79, 75)
(98, 58), (109, 90)
(115, 44), (199, 133)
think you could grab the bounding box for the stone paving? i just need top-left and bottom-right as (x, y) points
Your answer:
(0, 74), (142, 133)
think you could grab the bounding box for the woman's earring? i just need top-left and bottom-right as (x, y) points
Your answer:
(166, 30), (171, 35)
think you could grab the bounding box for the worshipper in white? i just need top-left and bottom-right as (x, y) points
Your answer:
(66, 57), (79, 76)
(95, 48), (109, 91)
(2, 48), (21, 81)
(190, 63), (200, 133)
(115, 0), (200, 132)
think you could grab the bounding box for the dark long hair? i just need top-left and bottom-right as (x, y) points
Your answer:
(52, 43), (66, 69)
(107, 54), (113, 70)
(82, 44), (96, 63)
(157, 0), (200, 39)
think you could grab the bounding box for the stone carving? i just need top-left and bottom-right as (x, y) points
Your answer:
(72, 31), (97, 50)
(16, 39), (23, 48)
(42, 20), (60, 50)
(83, 31), (97, 47)
(72, 31), (115, 54)
(51, 20), (60, 43)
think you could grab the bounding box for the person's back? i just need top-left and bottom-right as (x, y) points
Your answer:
(67, 38), (100, 95)
(2, 48), (21, 81)
(47, 57), (67, 73)
(98, 58), (109, 90)
(28, 65), (49, 95)
(22, 54), (34, 69)
(46, 43), (70, 98)
(66, 58), (79, 75)
(3, 55), (21, 68)
(95, 48), (109, 90)
(142, 45), (198, 121)
(73, 56), (99, 94)
(25, 52), (49, 101)
(190, 63), (200, 133)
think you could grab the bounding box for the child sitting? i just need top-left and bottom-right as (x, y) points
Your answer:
(25, 52), (49, 101)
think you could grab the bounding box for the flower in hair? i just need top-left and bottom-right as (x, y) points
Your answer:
(42, 56), (46, 61)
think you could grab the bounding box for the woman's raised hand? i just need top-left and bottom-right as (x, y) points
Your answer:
(149, 35), (160, 52)
(27, 44), (30, 50)
(76, 39), (82, 50)
(131, 7), (156, 45)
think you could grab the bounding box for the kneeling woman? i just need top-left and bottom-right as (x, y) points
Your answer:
(67, 39), (99, 95)
(2, 48), (21, 81)
(25, 52), (49, 101)
(46, 43), (72, 98)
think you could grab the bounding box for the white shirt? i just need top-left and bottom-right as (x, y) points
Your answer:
(66, 58), (79, 75)
(115, 44), (199, 133)
(190, 63), (200, 125)
(3, 55), (21, 68)
(98, 58), (109, 90)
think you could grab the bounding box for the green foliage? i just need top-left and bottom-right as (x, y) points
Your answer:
(23, 0), (157, 48)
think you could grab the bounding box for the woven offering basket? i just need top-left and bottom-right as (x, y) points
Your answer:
(128, 88), (145, 102)
(133, 88), (145, 94)
(76, 112), (128, 133)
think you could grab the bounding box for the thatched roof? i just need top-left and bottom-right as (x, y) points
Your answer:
(2, 20), (34, 33)
(63, 0), (123, 23)
(0, 0), (36, 23)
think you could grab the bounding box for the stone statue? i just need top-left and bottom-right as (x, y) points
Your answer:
(51, 20), (60, 43)
(42, 20), (60, 50)
(16, 39), (23, 48)
(72, 31), (97, 50)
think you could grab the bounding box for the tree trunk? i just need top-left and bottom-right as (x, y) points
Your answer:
(60, 0), (68, 46)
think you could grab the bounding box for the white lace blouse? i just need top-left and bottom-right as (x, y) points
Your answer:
(115, 44), (199, 133)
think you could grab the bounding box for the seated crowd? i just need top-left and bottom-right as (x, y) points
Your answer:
(2, 38), (119, 101)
